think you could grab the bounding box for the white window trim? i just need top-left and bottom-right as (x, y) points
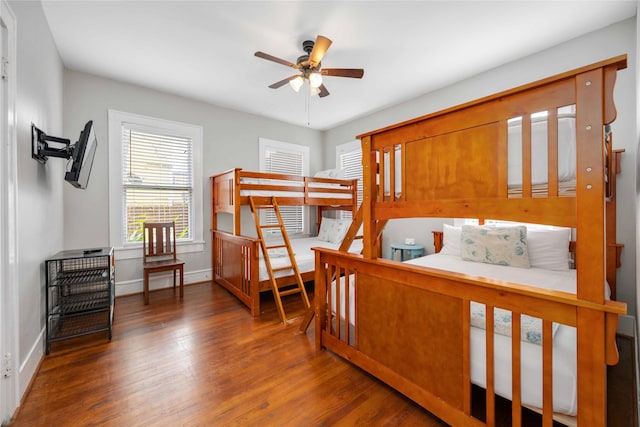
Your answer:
(108, 110), (204, 260)
(258, 137), (310, 235)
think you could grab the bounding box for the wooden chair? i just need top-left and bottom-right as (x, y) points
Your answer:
(142, 222), (185, 305)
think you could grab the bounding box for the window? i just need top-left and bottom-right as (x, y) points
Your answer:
(108, 111), (203, 259)
(259, 138), (309, 236)
(336, 140), (363, 220)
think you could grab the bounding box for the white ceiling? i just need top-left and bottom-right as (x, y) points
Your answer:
(41, 1), (636, 131)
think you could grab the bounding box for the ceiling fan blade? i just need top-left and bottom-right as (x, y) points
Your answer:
(321, 68), (364, 79)
(255, 51), (300, 69)
(318, 84), (330, 98)
(308, 35), (332, 68)
(268, 75), (300, 89)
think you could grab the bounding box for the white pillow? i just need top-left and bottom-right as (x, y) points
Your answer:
(527, 227), (571, 271)
(317, 217), (351, 244)
(439, 224), (462, 256)
(461, 225), (530, 268)
(314, 169), (344, 179)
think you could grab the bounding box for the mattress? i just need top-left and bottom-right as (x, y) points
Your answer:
(405, 253), (578, 415)
(258, 237), (363, 282)
(329, 253), (580, 415)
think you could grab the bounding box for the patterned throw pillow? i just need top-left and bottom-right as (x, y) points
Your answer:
(470, 302), (558, 345)
(460, 225), (530, 268)
(317, 218), (351, 244)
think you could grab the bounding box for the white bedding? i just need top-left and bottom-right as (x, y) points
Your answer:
(405, 254), (578, 415)
(330, 253), (580, 415)
(258, 237), (363, 282)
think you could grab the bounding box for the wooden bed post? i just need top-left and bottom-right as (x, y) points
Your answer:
(233, 169), (241, 235)
(210, 176), (217, 232)
(575, 67), (608, 425)
(361, 136), (376, 259)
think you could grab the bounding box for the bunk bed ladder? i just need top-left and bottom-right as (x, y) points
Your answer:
(249, 196), (311, 324)
(299, 204), (388, 333)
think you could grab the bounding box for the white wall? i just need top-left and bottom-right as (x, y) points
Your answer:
(636, 4), (640, 336)
(62, 71), (324, 295)
(9, 0), (65, 401)
(324, 19), (637, 315)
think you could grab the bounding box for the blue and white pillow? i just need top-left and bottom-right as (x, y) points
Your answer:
(470, 302), (558, 345)
(461, 225), (530, 268)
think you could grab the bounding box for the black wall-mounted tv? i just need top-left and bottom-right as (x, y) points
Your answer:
(64, 120), (97, 189)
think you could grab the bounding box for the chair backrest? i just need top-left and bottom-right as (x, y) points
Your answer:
(143, 222), (178, 263)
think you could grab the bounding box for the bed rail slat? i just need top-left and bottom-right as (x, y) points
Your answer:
(378, 148), (384, 202)
(511, 314), (522, 427)
(485, 305), (495, 426)
(344, 268), (351, 345)
(463, 299), (472, 416)
(547, 109), (559, 197)
(542, 320), (553, 427)
(522, 115), (532, 198)
(389, 147), (396, 202)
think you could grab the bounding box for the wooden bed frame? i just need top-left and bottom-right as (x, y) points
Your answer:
(210, 168), (358, 316)
(313, 56), (627, 426)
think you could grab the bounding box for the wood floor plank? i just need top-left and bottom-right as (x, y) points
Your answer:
(9, 283), (446, 427)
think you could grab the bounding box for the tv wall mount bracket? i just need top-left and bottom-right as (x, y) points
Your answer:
(31, 123), (72, 165)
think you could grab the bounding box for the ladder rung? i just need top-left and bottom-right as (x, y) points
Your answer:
(260, 224), (281, 229)
(280, 288), (302, 297)
(266, 245), (287, 250)
(254, 205), (275, 209)
(272, 266), (292, 272)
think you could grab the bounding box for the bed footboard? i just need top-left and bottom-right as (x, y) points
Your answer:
(314, 248), (625, 426)
(212, 230), (260, 316)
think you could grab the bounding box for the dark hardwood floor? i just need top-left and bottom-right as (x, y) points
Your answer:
(9, 282), (447, 426)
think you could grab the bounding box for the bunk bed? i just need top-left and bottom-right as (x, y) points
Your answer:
(210, 168), (359, 316)
(312, 55), (627, 426)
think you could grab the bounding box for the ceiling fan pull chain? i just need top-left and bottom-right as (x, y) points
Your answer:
(306, 82), (311, 126)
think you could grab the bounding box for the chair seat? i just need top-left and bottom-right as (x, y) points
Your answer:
(143, 259), (185, 271)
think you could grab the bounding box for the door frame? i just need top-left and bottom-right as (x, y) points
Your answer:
(0, 1), (19, 424)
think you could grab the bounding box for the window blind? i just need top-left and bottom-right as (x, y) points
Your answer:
(263, 147), (304, 235)
(121, 126), (193, 243)
(339, 147), (363, 220)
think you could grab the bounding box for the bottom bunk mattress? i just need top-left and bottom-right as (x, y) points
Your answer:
(330, 253), (584, 416)
(259, 237), (363, 282)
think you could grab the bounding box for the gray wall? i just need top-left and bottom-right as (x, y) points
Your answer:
(62, 71), (324, 293)
(324, 18), (637, 315)
(9, 0), (64, 396)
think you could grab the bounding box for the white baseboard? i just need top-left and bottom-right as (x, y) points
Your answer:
(19, 327), (44, 399)
(115, 268), (212, 297)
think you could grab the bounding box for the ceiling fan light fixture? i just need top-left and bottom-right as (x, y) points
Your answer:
(309, 72), (323, 88)
(289, 76), (303, 92)
(257, 35), (364, 99)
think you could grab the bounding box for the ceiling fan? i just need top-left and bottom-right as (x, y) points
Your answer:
(254, 35), (364, 98)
